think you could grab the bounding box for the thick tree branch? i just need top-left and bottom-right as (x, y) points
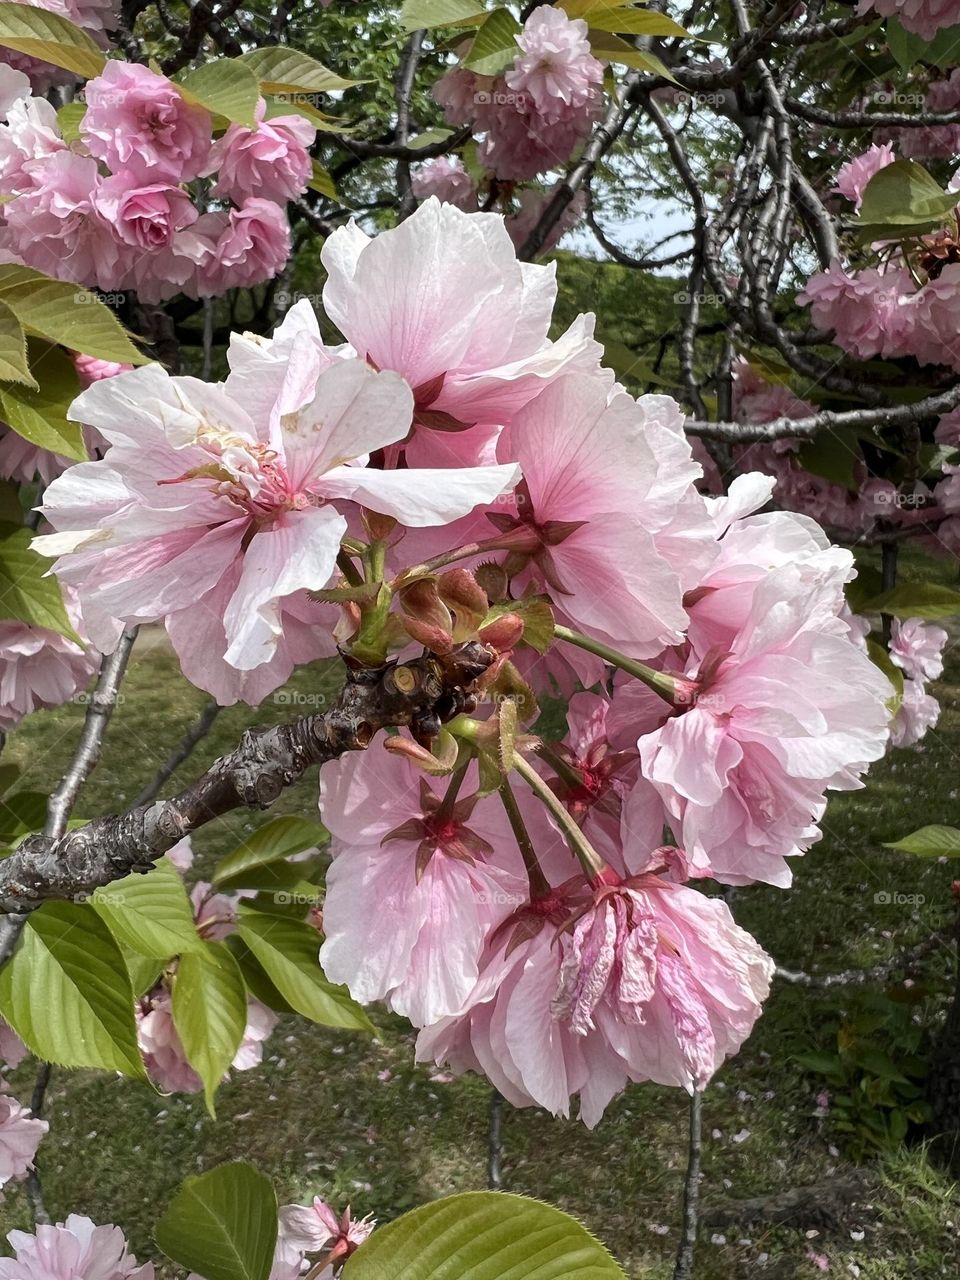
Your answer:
(0, 645), (495, 913)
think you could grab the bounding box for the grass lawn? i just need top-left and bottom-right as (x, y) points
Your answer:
(0, 592), (958, 1279)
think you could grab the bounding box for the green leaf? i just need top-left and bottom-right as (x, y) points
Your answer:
(177, 60), (259, 128)
(797, 428), (862, 492)
(212, 816), (326, 889)
(0, 789), (49, 844)
(93, 857), (204, 959)
(342, 1191), (627, 1280)
(0, 300), (34, 388)
(307, 159), (338, 200)
(0, 266), (148, 366)
(172, 943), (248, 1115)
(886, 17), (960, 70)
(226, 936), (296, 1014)
(156, 1161), (278, 1280)
(236, 910), (373, 1032)
(57, 101), (85, 144)
(867, 639), (903, 715)
(463, 9), (521, 77)
(238, 46), (367, 93)
(563, 0), (688, 36)
(884, 824), (960, 857)
(0, 901), (145, 1077)
(0, 341), (87, 462)
(0, 2), (105, 78)
(865, 583), (960, 620)
(122, 948), (164, 998)
(400, 0), (489, 31)
(852, 159), (959, 241)
(585, 30), (678, 79)
(0, 525), (79, 640)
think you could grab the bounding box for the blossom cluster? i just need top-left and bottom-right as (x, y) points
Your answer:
(0, 60), (313, 302)
(434, 5), (603, 181)
(28, 198), (900, 1123)
(857, 0), (960, 40)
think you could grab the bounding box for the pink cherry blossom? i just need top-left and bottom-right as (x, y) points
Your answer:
(278, 1198), (375, 1269)
(614, 492), (892, 885)
(0, 1091), (46, 1187)
(857, 0), (960, 41)
(477, 93), (598, 182)
(0, 1020), (28, 1069)
(136, 988), (277, 1093)
(0, 66), (30, 118)
(485, 373), (716, 660)
(0, 598), (97, 732)
(891, 676), (941, 747)
(0, 151), (125, 288)
(0, 1216), (154, 1280)
(34, 324), (517, 700)
(73, 355), (133, 388)
(411, 155), (478, 211)
(0, 92), (63, 193)
(318, 744), (530, 1025)
(81, 60), (212, 183)
(833, 143), (894, 210)
(205, 99), (316, 204)
(504, 6), (603, 123)
(197, 199), (291, 294)
(95, 176), (199, 251)
(320, 198), (602, 449)
(505, 186), (585, 255)
(0, 425), (74, 484)
(889, 617), (948, 681)
(419, 869), (773, 1125)
(798, 264), (920, 361)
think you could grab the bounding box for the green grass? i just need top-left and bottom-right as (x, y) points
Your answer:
(0, 605), (958, 1278)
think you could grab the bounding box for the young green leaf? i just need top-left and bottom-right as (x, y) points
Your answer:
(463, 9), (521, 77)
(156, 1162), (278, 1280)
(0, 525), (80, 640)
(92, 857), (205, 959)
(212, 815), (326, 888)
(0, 901), (145, 1077)
(177, 60), (260, 128)
(0, 341), (88, 463)
(236, 910), (374, 1031)
(0, 266), (147, 365)
(400, 0), (489, 32)
(865, 583), (960, 620)
(884, 825), (960, 857)
(0, 300), (35, 388)
(342, 1191), (627, 1279)
(238, 46), (367, 93)
(0, 2), (105, 78)
(172, 943), (248, 1114)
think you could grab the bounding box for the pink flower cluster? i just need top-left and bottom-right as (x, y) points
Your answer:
(888, 617), (947, 747)
(434, 6), (603, 180)
(0, 61), (314, 302)
(33, 199), (897, 1123)
(857, 0), (960, 41)
(885, 71), (960, 158)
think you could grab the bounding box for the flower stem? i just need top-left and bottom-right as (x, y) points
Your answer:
(553, 625), (680, 705)
(437, 751), (471, 822)
(498, 775), (552, 900)
(511, 754), (605, 879)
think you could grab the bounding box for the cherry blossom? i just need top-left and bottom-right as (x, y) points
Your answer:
(833, 143), (895, 210)
(0, 1090), (47, 1187)
(204, 100), (316, 205)
(504, 6), (603, 122)
(857, 0), (960, 41)
(0, 597), (97, 732)
(891, 676), (941, 747)
(0, 1217), (154, 1280)
(136, 988), (277, 1093)
(411, 155), (478, 211)
(889, 617), (949, 681)
(33, 335), (518, 699)
(278, 1198), (375, 1270)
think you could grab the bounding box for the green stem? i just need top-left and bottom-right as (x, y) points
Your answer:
(538, 742), (585, 795)
(554, 625), (679, 705)
(437, 751), (471, 822)
(336, 548), (364, 588)
(499, 776), (552, 900)
(512, 754), (605, 879)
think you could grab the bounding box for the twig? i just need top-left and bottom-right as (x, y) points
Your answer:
(487, 1088), (504, 1190)
(24, 1062), (52, 1226)
(44, 629), (138, 842)
(673, 1086), (703, 1280)
(133, 699), (221, 808)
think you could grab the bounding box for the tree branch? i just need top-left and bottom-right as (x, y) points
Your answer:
(0, 644), (496, 913)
